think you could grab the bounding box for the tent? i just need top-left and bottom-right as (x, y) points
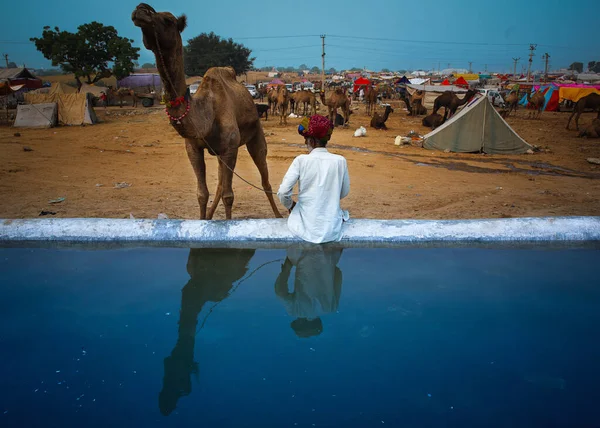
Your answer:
(406, 83), (467, 109)
(423, 96), (532, 154)
(79, 83), (106, 97)
(441, 79), (450, 85)
(395, 76), (410, 85)
(353, 77), (371, 93)
(14, 103), (58, 128)
(518, 85), (560, 111)
(454, 76), (469, 88)
(50, 82), (78, 95)
(24, 93), (97, 125)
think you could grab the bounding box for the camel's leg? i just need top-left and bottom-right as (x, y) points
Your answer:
(247, 132), (282, 218)
(185, 140), (209, 219)
(567, 110), (579, 130)
(217, 148), (239, 220)
(206, 162), (223, 220)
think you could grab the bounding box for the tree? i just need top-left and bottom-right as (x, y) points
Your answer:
(141, 62), (155, 69)
(327, 67), (337, 74)
(184, 32), (254, 77)
(569, 62), (583, 73)
(31, 22), (139, 87)
(589, 61), (600, 73)
(381, 68), (391, 73)
(298, 64), (308, 71)
(310, 66), (320, 74)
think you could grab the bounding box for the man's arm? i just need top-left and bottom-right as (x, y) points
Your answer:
(340, 159), (350, 199)
(277, 158), (300, 210)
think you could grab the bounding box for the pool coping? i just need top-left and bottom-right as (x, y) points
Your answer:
(1, 217), (599, 248)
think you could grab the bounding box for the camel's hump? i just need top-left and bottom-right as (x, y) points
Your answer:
(204, 67), (237, 80)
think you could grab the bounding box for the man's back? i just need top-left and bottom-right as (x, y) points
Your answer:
(278, 147), (350, 243)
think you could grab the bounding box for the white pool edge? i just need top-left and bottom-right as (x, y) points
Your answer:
(1, 217), (599, 246)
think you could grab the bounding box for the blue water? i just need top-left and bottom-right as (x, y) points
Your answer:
(1, 246), (599, 427)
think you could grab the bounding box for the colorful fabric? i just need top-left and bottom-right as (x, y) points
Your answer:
(558, 87), (600, 103)
(298, 115), (334, 143)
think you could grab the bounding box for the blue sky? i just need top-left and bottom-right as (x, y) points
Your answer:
(1, 0), (598, 73)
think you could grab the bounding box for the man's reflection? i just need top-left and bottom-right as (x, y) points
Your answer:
(159, 248), (255, 416)
(275, 246), (343, 338)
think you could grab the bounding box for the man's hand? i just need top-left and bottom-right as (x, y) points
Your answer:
(289, 201), (296, 213)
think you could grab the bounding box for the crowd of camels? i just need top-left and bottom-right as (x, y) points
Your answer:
(132, 3), (600, 220)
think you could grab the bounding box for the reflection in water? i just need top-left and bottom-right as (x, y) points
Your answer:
(275, 247), (343, 338)
(159, 248), (255, 416)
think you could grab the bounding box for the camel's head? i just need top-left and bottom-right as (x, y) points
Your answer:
(132, 4), (187, 53)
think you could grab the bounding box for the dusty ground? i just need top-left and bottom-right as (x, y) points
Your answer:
(1, 101), (599, 220)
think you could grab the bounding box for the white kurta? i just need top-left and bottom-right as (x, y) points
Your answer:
(277, 148), (350, 244)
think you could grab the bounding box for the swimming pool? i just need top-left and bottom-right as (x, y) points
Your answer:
(1, 244), (599, 427)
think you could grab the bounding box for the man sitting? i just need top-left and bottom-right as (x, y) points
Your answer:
(277, 115), (350, 244)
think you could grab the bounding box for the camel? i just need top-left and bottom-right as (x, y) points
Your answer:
(319, 89), (350, 126)
(365, 87), (378, 116)
(291, 90), (317, 116)
(370, 105), (393, 129)
(132, 3), (281, 220)
(257, 85), (267, 102)
(410, 90), (426, 116)
(399, 92), (426, 115)
(275, 85), (290, 124)
(422, 112), (445, 130)
(159, 248), (255, 415)
(433, 89), (477, 120)
(503, 91), (520, 117)
(525, 90), (545, 119)
(578, 118), (600, 138)
(267, 87), (278, 116)
(566, 93), (600, 130)
(108, 86), (138, 107)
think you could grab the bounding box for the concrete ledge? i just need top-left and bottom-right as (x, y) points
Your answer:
(1, 217), (599, 248)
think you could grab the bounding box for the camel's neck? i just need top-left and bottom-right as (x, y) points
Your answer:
(153, 45), (187, 102)
(458, 93), (471, 105)
(383, 108), (391, 121)
(168, 94), (214, 140)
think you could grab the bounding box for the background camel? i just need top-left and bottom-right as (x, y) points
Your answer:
(503, 91), (520, 117)
(275, 85), (290, 124)
(525, 90), (545, 119)
(132, 3), (281, 220)
(292, 90), (317, 116)
(410, 90), (426, 116)
(365, 87), (378, 116)
(566, 93), (600, 130)
(370, 105), (393, 129)
(267, 87), (278, 116)
(422, 112), (445, 130)
(433, 89), (477, 120)
(319, 89), (350, 126)
(108, 87), (138, 107)
(578, 118), (600, 138)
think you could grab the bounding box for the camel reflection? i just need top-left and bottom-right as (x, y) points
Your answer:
(275, 247), (343, 338)
(159, 248), (255, 416)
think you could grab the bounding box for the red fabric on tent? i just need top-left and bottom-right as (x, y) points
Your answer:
(441, 79), (450, 85)
(454, 76), (469, 88)
(546, 89), (559, 111)
(353, 77), (371, 93)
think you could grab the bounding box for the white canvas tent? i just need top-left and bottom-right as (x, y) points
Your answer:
(14, 103), (58, 128)
(23, 93), (97, 125)
(406, 83), (467, 109)
(422, 96), (533, 154)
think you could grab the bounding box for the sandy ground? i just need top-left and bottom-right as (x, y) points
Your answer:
(1, 101), (599, 220)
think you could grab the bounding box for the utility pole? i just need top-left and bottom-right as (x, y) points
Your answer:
(3, 54), (8, 68)
(468, 61), (472, 73)
(484, 64), (488, 73)
(527, 44), (537, 82)
(543, 52), (550, 83)
(512, 57), (520, 77)
(320, 34), (325, 90)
